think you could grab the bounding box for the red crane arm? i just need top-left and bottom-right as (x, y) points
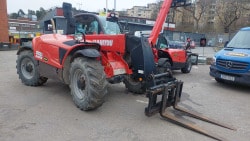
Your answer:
(148, 0), (172, 46)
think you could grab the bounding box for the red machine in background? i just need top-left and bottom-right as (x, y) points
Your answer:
(148, 0), (198, 74)
(16, 1), (235, 140)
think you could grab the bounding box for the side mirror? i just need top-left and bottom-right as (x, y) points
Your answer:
(224, 41), (229, 47)
(122, 21), (129, 34)
(191, 53), (199, 65)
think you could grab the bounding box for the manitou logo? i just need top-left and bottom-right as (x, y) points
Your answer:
(92, 40), (113, 46)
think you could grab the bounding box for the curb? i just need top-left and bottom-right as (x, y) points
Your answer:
(198, 56), (213, 65)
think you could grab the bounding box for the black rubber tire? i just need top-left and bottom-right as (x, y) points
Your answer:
(181, 56), (192, 73)
(69, 57), (108, 111)
(157, 58), (172, 74)
(123, 75), (146, 94)
(156, 58), (175, 85)
(123, 52), (145, 94)
(16, 50), (48, 86)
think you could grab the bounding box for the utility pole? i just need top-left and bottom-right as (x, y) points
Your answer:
(114, 0), (116, 11)
(77, 2), (82, 10)
(106, 0), (108, 16)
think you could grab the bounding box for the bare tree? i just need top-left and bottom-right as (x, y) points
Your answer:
(150, 0), (162, 20)
(215, 0), (243, 33)
(184, 0), (212, 33)
(242, 0), (250, 11)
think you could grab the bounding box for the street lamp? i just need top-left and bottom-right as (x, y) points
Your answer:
(106, 0), (117, 13)
(19, 24), (22, 39)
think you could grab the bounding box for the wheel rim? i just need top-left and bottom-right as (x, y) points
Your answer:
(21, 58), (35, 79)
(72, 68), (87, 100)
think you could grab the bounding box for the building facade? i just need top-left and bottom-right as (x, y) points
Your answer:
(126, 3), (157, 19)
(0, 0), (9, 43)
(8, 18), (39, 39)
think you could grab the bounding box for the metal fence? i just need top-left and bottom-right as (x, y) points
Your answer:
(164, 31), (238, 47)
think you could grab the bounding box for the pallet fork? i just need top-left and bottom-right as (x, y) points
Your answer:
(145, 73), (236, 141)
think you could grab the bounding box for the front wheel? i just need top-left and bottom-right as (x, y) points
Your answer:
(157, 58), (172, 74)
(123, 75), (146, 94)
(69, 57), (108, 111)
(16, 50), (48, 86)
(181, 56), (192, 73)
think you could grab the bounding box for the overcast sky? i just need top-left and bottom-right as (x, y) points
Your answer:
(7, 0), (157, 14)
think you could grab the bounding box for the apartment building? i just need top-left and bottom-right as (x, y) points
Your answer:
(126, 3), (157, 19)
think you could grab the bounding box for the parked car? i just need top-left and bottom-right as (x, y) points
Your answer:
(209, 27), (250, 85)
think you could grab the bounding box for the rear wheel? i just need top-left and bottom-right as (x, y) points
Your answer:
(16, 50), (47, 86)
(69, 57), (108, 111)
(181, 56), (192, 73)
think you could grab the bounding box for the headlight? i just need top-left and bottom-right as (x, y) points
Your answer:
(212, 56), (216, 65)
(74, 33), (83, 42)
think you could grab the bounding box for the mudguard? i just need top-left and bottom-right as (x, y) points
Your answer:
(17, 46), (32, 55)
(73, 48), (100, 58)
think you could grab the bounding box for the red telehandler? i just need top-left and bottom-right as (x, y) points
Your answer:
(16, 0), (235, 140)
(135, 0), (199, 75)
(124, 0), (199, 94)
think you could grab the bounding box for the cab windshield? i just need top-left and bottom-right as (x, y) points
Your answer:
(227, 30), (250, 49)
(98, 16), (121, 35)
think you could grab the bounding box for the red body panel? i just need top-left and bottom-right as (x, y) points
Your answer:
(32, 33), (131, 78)
(86, 34), (132, 78)
(32, 34), (74, 69)
(101, 52), (132, 78)
(86, 34), (126, 54)
(163, 48), (187, 63)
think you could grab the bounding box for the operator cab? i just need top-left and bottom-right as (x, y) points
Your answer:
(43, 17), (68, 34)
(156, 33), (169, 49)
(74, 13), (121, 35)
(43, 2), (122, 36)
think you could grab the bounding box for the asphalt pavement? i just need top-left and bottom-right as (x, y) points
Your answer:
(1, 49), (250, 141)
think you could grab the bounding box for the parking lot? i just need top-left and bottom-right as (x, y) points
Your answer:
(0, 49), (250, 141)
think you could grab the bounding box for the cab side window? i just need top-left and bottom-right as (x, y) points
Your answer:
(87, 20), (99, 34)
(75, 15), (102, 35)
(157, 35), (168, 49)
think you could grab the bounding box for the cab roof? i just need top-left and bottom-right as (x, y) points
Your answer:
(240, 27), (250, 31)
